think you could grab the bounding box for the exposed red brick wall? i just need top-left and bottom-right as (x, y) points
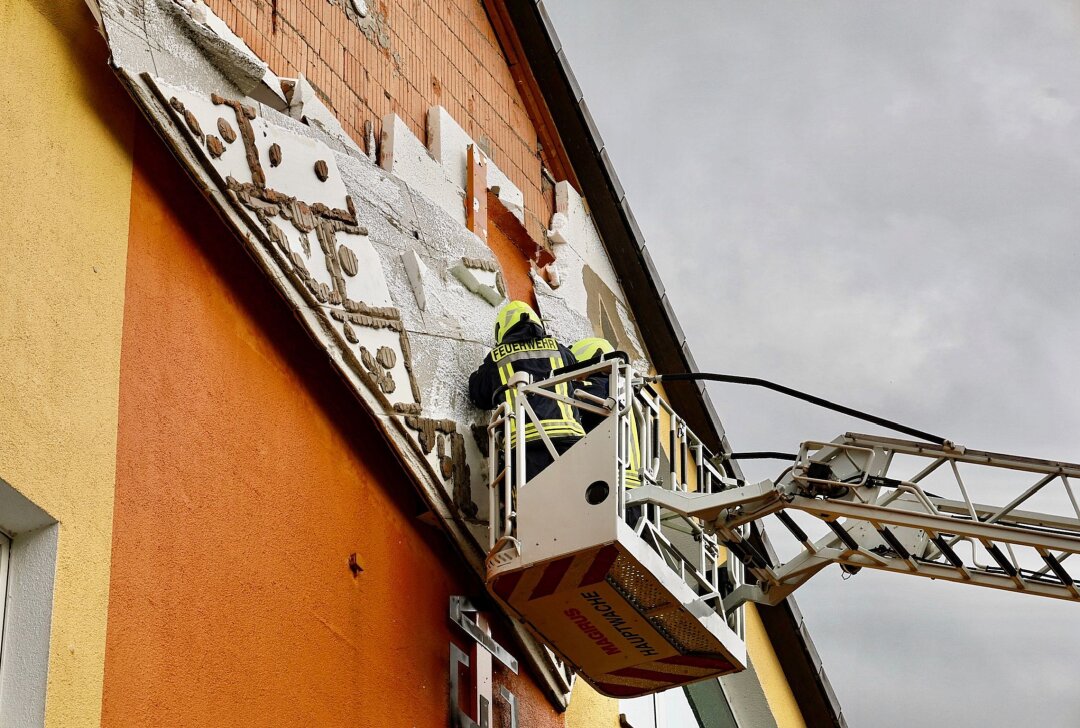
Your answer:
(208, 0), (551, 239)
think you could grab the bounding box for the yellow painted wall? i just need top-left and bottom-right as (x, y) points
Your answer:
(565, 679), (623, 728)
(647, 380), (705, 492)
(643, 381), (809, 725)
(744, 604), (808, 728)
(0, 0), (133, 724)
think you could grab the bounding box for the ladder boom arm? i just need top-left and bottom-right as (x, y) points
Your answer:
(628, 433), (1080, 609)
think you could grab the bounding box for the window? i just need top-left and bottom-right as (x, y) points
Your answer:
(622, 681), (739, 728)
(0, 477), (57, 727)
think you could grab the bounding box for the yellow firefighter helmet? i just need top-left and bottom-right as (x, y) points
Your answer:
(570, 337), (615, 362)
(494, 300), (543, 344)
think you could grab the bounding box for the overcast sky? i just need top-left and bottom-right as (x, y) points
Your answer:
(543, 2), (1080, 725)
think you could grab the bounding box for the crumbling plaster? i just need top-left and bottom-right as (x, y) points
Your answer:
(156, 0), (288, 110)
(93, 0), (655, 703)
(287, 74), (369, 159)
(428, 106), (525, 222)
(378, 106), (530, 234)
(550, 181), (625, 302)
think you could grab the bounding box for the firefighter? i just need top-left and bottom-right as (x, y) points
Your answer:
(469, 300), (585, 480)
(571, 337), (645, 523)
(569, 337), (618, 432)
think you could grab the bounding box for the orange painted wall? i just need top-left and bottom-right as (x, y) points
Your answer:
(102, 122), (563, 727)
(487, 219), (537, 310)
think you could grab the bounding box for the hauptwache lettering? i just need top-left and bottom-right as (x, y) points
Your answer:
(569, 591), (660, 658)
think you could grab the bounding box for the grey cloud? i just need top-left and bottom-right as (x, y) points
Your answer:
(545, 0), (1080, 724)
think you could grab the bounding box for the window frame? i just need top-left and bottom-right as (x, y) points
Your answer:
(0, 530), (9, 671)
(0, 478), (58, 727)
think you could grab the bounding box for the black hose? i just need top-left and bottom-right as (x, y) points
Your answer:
(727, 451), (798, 461)
(656, 372), (947, 445)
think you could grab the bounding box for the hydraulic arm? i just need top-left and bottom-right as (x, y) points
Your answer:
(630, 433), (1080, 611)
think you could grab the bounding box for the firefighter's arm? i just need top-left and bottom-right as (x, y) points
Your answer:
(468, 357), (497, 410)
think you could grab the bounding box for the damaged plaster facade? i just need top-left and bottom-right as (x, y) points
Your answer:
(0, 0), (841, 724)
(91, 0), (659, 710)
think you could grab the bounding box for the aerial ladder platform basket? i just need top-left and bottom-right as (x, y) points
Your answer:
(483, 360), (1080, 699)
(484, 361), (747, 698)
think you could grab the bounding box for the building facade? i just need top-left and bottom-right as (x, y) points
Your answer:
(0, 0), (843, 725)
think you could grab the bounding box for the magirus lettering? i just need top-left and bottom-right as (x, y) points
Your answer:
(564, 607), (622, 655)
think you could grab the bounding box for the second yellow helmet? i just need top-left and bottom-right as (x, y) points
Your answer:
(571, 337), (615, 361)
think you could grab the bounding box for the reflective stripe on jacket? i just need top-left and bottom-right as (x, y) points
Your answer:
(469, 329), (585, 447)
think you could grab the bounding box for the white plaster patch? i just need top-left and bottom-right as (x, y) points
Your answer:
(402, 247), (428, 311)
(287, 74), (366, 159)
(312, 229), (392, 306)
(380, 113), (466, 226)
(336, 324), (417, 408)
(427, 106), (524, 222)
(149, 77), (411, 402)
(258, 122), (349, 206)
(548, 241), (590, 316)
(151, 79), (255, 184)
(554, 181), (624, 301)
